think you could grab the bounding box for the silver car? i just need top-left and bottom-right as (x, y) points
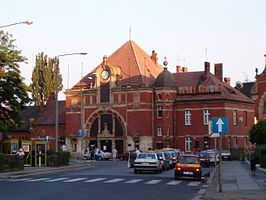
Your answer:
(134, 153), (163, 173)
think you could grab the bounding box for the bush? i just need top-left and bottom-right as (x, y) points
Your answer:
(47, 150), (70, 167)
(0, 154), (24, 172)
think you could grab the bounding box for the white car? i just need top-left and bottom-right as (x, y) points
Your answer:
(207, 150), (220, 164)
(97, 150), (112, 160)
(134, 152), (163, 173)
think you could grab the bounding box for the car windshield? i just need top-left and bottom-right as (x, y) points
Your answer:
(137, 153), (156, 159)
(179, 156), (199, 164)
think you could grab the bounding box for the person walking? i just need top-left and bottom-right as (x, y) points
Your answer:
(112, 147), (117, 161)
(250, 147), (257, 175)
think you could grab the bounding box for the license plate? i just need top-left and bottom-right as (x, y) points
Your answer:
(187, 164), (197, 167)
(183, 171), (193, 175)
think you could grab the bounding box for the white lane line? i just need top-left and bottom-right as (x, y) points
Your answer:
(84, 178), (107, 183)
(63, 178), (87, 182)
(187, 181), (201, 186)
(125, 179), (143, 184)
(104, 178), (124, 183)
(166, 180), (182, 185)
(10, 178), (33, 182)
(26, 178), (51, 182)
(45, 177), (69, 182)
(145, 180), (162, 184)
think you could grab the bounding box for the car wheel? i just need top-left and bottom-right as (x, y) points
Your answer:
(98, 156), (102, 160)
(134, 169), (137, 174)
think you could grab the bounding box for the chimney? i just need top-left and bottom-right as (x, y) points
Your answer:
(214, 63), (223, 82)
(176, 65), (182, 73)
(150, 50), (158, 64)
(182, 67), (188, 72)
(204, 62), (210, 74)
(224, 77), (231, 85)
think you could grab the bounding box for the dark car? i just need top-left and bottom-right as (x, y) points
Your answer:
(195, 151), (210, 167)
(156, 152), (171, 171)
(174, 154), (202, 180)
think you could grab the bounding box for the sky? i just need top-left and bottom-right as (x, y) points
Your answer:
(1, 0), (266, 100)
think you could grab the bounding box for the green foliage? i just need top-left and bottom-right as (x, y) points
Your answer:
(0, 30), (31, 133)
(249, 120), (266, 145)
(30, 52), (63, 106)
(47, 150), (70, 166)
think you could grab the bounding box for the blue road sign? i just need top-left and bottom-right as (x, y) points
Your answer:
(212, 117), (228, 134)
(78, 129), (85, 137)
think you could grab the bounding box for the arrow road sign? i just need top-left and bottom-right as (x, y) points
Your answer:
(212, 117), (228, 134)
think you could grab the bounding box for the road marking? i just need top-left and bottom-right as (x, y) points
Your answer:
(166, 180), (182, 185)
(26, 178), (51, 182)
(187, 181), (201, 186)
(125, 179), (143, 184)
(104, 178), (124, 183)
(84, 178), (107, 182)
(145, 180), (162, 184)
(45, 177), (69, 182)
(9, 178), (33, 182)
(63, 178), (87, 182)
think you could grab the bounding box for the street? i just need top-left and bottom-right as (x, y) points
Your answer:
(0, 160), (213, 200)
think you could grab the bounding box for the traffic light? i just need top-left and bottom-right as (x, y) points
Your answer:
(204, 136), (210, 150)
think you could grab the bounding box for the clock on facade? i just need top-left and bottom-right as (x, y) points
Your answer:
(101, 69), (110, 80)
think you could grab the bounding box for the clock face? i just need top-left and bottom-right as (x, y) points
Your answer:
(101, 70), (110, 80)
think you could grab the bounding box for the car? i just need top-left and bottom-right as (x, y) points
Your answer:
(195, 151), (210, 167)
(206, 150), (220, 164)
(134, 152), (163, 173)
(156, 152), (171, 171)
(97, 150), (112, 160)
(83, 152), (91, 160)
(174, 154), (202, 180)
(221, 149), (231, 160)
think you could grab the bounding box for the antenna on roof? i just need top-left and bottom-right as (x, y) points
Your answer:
(129, 26), (132, 41)
(205, 48), (208, 60)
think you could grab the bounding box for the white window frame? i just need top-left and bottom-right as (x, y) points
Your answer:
(185, 136), (191, 152)
(185, 110), (191, 125)
(157, 126), (162, 136)
(203, 109), (210, 125)
(157, 106), (162, 118)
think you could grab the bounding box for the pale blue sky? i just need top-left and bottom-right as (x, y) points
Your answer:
(1, 0), (266, 99)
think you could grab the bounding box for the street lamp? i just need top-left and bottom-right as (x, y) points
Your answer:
(55, 52), (87, 152)
(0, 20), (33, 28)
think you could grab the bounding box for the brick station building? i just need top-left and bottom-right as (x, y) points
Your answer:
(61, 40), (255, 154)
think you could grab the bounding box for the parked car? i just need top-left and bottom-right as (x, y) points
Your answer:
(83, 152), (91, 160)
(221, 150), (231, 160)
(97, 150), (112, 160)
(174, 154), (202, 180)
(134, 152), (163, 173)
(195, 151), (210, 167)
(156, 152), (171, 171)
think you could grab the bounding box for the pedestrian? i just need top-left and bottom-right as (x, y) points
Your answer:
(135, 148), (140, 156)
(112, 147), (117, 161)
(250, 147), (257, 175)
(16, 148), (25, 157)
(94, 148), (99, 160)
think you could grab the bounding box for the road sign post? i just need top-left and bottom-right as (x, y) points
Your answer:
(211, 117), (228, 193)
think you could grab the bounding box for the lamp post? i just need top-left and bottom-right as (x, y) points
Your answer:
(55, 52), (87, 152)
(0, 20), (33, 28)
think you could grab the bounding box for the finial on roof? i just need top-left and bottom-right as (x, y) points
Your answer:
(102, 55), (108, 66)
(151, 50), (158, 64)
(163, 56), (168, 69)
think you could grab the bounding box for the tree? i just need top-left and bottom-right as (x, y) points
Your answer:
(249, 120), (266, 145)
(0, 30), (31, 134)
(30, 52), (62, 106)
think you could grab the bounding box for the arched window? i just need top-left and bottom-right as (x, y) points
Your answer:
(158, 93), (162, 101)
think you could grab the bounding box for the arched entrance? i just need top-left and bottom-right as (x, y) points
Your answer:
(87, 111), (125, 154)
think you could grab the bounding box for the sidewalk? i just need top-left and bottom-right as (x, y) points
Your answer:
(202, 161), (266, 200)
(0, 159), (91, 180)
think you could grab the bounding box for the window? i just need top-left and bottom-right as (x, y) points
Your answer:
(166, 126), (170, 136)
(233, 110), (237, 126)
(158, 93), (162, 101)
(157, 106), (162, 118)
(185, 110), (191, 125)
(166, 94), (169, 101)
(203, 109), (210, 125)
(166, 105), (170, 118)
(185, 137), (191, 152)
(157, 126), (162, 136)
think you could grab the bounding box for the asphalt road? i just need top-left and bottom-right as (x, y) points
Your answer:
(0, 161), (213, 200)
